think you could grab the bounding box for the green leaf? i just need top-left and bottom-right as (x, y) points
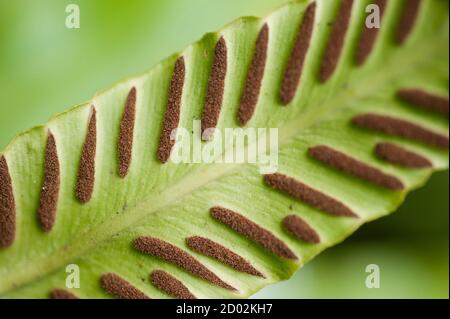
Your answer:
(0, 0), (448, 299)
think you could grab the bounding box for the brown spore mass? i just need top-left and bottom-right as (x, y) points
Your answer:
(151, 270), (196, 299)
(308, 145), (405, 190)
(158, 57), (186, 163)
(133, 236), (235, 290)
(210, 206), (298, 260)
(395, 0), (421, 44)
(75, 107), (97, 203)
(282, 215), (320, 244)
(375, 142), (432, 168)
(352, 113), (449, 149)
(319, 0), (354, 82)
(0, 155), (15, 248)
(201, 36), (227, 140)
(118, 87), (137, 177)
(186, 236), (265, 277)
(264, 173), (358, 218)
(355, 0), (387, 65)
(397, 88), (449, 115)
(49, 289), (79, 299)
(279, 2), (316, 105)
(38, 131), (60, 232)
(100, 273), (150, 299)
(238, 23), (269, 125)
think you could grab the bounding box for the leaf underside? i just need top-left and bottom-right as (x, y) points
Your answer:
(0, 0), (448, 299)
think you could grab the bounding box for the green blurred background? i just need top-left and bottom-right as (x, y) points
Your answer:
(0, 0), (447, 298)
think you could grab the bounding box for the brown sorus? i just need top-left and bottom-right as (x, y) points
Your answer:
(352, 113), (449, 149)
(395, 0), (421, 44)
(100, 273), (150, 299)
(201, 36), (227, 140)
(375, 142), (432, 168)
(118, 87), (137, 177)
(210, 206), (298, 260)
(280, 2), (316, 105)
(38, 131), (60, 232)
(238, 23), (269, 125)
(319, 0), (354, 82)
(49, 289), (79, 299)
(75, 107), (97, 203)
(355, 0), (387, 65)
(151, 270), (196, 299)
(186, 236), (265, 277)
(0, 155), (15, 248)
(282, 215), (320, 244)
(308, 145), (405, 190)
(397, 88), (449, 115)
(158, 57), (186, 163)
(133, 236), (235, 290)
(264, 173), (358, 218)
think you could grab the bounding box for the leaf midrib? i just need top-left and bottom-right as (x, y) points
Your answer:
(0, 27), (443, 296)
